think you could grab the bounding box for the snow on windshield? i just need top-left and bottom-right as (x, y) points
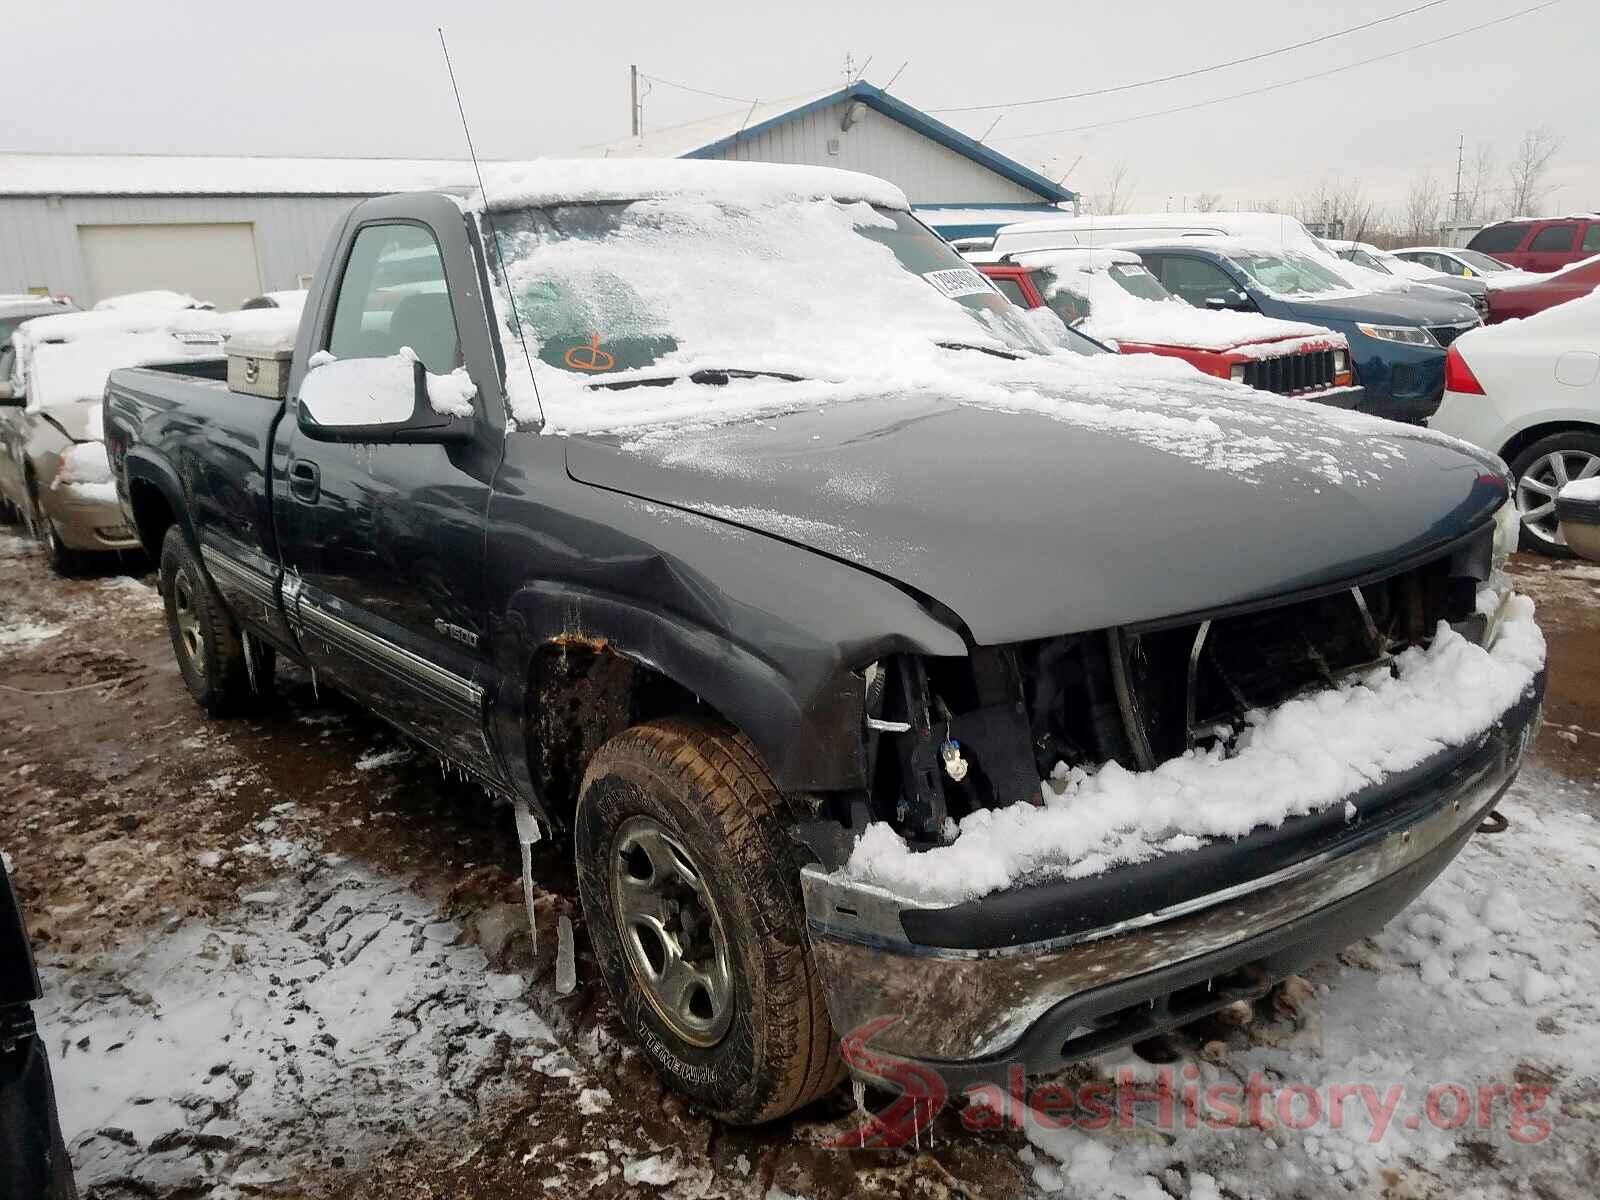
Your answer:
(487, 195), (1056, 425)
(844, 590), (1545, 905)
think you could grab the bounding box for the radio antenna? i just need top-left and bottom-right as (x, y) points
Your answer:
(438, 27), (545, 429)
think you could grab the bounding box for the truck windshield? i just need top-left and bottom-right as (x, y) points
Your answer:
(1227, 251), (1354, 298)
(486, 200), (1100, 383)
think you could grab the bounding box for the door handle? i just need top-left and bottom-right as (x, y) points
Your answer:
(288, 459), (321, 503)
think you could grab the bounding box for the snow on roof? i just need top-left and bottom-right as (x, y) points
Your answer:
(575, 81), (1074, 203)
(0, 154), (476, 197)
(94, 290), (211, 312)
(28, 332), (223, 413)
(475, 158), (908, 211)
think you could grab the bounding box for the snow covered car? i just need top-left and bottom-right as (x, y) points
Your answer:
(1391, 246), (1539, 290)
(106, 160), (1545, 1120)
(974, 249), (1360, 406)
(1, 312), (224, 571)
(1430, 289), (1600, 556)
(1327, 240), (1489, 318)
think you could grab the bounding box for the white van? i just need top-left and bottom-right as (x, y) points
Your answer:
(990, 211), (1328, 260)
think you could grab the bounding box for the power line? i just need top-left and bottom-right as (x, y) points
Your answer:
(929, 0), (1454, 115)
(638, 72), (755, 106)
(992, 1), (1563, 144)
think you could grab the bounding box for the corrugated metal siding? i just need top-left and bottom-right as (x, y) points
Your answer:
(0, 194), (359, 304)
(710, 101), (1041, 205)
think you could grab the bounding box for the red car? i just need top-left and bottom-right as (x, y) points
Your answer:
(1467, 215), (1600, 273)
(1485, 255), (1600, 323)
(977, 251), (1359, 403)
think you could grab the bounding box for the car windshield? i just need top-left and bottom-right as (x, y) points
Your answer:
(1454, 249), (1513, 273)
(1032, 260), (1172, 324)
(487, 200), (1081, 388)
(1227, 250), (1353, 297)
(1342, 248), (1392, 274)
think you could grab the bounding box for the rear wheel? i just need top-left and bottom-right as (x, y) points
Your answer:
(1509, 431), (1600, 557)
(160, 526), (272, 715)
(575, 718), (844, 1124)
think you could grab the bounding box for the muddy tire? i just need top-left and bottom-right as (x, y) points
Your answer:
(159, 526), (270, 716)
(575, 717), (844, 1124)
(43, 519), (85, 577)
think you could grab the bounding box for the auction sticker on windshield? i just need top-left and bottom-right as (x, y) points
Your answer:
(922, 268), (996, 300)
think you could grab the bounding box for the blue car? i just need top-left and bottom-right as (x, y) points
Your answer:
(1128, 240), (1481, 424)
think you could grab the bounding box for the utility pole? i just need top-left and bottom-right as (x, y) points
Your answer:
(630, 64), (640, 137)
(1452, 133), (1465, 224)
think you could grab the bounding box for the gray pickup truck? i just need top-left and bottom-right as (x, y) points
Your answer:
(105, 160), (1543, 1124)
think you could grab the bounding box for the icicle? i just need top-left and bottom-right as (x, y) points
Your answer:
(310, 667), (319, 701)
(555, 914), (576, 995)
(852, 1078), (867, 1148)
(512, 797), (542, 956)
(241, 630), (260, 693)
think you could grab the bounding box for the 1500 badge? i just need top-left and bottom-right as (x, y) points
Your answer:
(434, 620), (480, 648)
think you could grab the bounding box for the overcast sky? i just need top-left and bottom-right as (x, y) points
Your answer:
(6, 0), (1594, 222)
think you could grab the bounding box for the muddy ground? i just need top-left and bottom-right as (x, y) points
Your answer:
(3, 525), (1598, 1200)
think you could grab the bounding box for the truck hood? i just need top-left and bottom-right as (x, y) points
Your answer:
(565, 390), (1504, 644)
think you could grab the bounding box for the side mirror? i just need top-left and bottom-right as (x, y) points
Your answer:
(296, 354), (475, 445)
(1204, 290), (1252, 312)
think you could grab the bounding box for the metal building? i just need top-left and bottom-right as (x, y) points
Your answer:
(583, 80), (1075, 239)
(0, 155), (472, 309)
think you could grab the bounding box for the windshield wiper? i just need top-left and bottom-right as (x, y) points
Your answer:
(590, 367), (806, 391)
(936, 341), (1022, 361)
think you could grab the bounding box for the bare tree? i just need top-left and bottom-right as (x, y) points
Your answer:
(1505, 125), (1562, 215)
(1458, 141), (1498, 223)
(1085, 161), (1136, 215)
(1193, 191), (1224, 212)
(1293, 177), (1376, 242)
(1402, 171), (1445, 243)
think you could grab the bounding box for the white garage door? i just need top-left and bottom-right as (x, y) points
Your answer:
(78, 222), (262, 311)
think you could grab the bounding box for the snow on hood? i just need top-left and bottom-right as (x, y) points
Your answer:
(9, 307), (214, 392)
(844, 590), (1545, 904)
(473, 157), (908, 212)
(1015, 249), (1342, 353)
(93, 289), (211, 312)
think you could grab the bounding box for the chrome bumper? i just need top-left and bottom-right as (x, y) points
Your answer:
(801, 674), (1542, 1081)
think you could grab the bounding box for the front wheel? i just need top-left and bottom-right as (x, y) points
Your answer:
(1509, 431), (1600, 558)
(575, 718), (844, 1124)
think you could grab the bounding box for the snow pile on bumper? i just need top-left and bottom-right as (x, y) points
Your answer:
(845, 593), (1546, 905)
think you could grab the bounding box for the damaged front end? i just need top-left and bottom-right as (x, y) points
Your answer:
(794, 519), (1544, 1084)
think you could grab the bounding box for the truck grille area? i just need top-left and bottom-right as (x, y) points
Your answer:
(1238, 349), (1336, 395)
(852, 529), (1495, 853)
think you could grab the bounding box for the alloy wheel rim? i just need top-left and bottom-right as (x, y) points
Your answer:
(1517, 450), (1600, 546)
(609, 814), (734, 1047)
(173, 571), (205, 677)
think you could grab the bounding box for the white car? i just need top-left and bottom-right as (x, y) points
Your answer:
(1391, 247), (1538, 290)
(1430, 289), (1600, 556)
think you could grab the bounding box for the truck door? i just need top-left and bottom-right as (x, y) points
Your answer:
(272, 217), (507, 780)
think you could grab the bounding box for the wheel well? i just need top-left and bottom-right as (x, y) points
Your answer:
(128, 478), (177, 556)
(524, 640), (712, 828)
(1499, 421), (1600, 471)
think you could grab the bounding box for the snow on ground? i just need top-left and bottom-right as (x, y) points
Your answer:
(40, 825), (577, 1198)
(1011, 763), (1600, 1199)
(847, 593), (1544, 904)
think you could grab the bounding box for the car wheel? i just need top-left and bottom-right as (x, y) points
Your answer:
(575, 717), (844, 1124)
(159, 526), (271, 715)
(44, 520), (84, 577)
(1508, 432), (1600, 558)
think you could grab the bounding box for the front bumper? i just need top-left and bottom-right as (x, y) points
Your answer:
(1298, 383), (1365, 411)
(801, 671), (1543, 1087)
(41, 488), (139, 552)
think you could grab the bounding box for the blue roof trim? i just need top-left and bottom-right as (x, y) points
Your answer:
(683, 82), (1074, 203)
